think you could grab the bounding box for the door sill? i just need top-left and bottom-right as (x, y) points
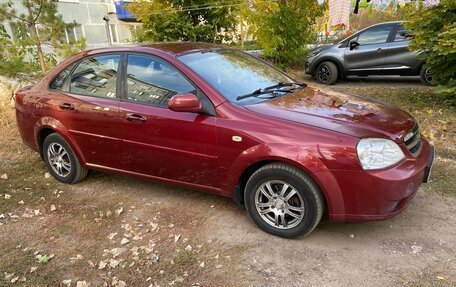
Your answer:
(85, 163), (222, 195)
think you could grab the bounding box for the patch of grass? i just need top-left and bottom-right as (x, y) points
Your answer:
(0, 240), (62, 286)
(0, 157), (59, 212)
(401, 259), (456, 287)
(427, 160), (456, 198)
(173, 249), (200, 271)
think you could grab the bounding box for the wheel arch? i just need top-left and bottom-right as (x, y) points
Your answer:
(34, 117), (85, 164)
(230, 153), (345, 217)
(416, 60), (427, 74)
(37, 127), (55, 160)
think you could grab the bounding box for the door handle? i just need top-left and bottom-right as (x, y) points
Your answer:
(59, 102), (75, 110)
(126, 113), (147, 123)
(376, 48), (383, 53)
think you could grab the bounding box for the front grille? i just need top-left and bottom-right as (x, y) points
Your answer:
(404, 124), (422, 157)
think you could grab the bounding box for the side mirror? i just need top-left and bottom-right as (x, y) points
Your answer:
(168, 93), (203, 113)
(400, 31), (415, 39)
(349, 40), (359, 50)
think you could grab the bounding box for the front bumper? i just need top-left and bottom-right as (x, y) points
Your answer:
(328, 138), (434, 222)
(305, 56), (318, 75)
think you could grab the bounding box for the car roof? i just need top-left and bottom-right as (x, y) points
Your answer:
(370, 20), (403, 26)
(140, 42), (228, 55)
(84, 42), (229, 57)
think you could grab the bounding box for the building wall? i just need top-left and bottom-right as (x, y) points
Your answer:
(1, 0), (139, 50)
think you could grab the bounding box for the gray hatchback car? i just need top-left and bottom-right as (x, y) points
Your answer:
(305, 21), (432, 85)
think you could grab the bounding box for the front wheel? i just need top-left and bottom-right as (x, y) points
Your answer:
(316, 61), (338, 85)
(43, 133), (88, 184)
(244, 163), (324, 238)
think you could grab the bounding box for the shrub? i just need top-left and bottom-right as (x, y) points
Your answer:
(405, 0), (456, 104)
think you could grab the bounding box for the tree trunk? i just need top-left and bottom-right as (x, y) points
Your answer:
(27, 6), (46, 74)
(240, 14), (244, 49)
(33, 29), (46, 74)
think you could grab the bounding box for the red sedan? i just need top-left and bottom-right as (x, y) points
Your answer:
(15, 43), (434, 238)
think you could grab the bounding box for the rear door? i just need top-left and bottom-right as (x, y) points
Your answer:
(384, 24), (420, 74)
(344, 24), (395, 73)
(49, 53), (123, 168)
(118, 53), (219, 189)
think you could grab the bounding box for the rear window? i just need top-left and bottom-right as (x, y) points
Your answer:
(69, 54), (120, 98)
(49, 63), (76, 91)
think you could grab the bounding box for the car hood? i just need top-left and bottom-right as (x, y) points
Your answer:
(309, 44), (336, 55)
(244, 87), (415, 143)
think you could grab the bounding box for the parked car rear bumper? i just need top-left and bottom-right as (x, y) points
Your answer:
(327, 138), (433, 222)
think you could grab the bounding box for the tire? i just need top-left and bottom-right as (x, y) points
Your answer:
(316, 61), (338, 85)
(244, 163), (324, 238)
(42, 133), (88, 184)
(420, 65), (433, 86)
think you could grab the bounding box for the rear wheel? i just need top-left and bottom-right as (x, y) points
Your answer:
(244, 163), (324, 238)
(420, 65), (433, 86)
(316, 61), (338, 85)
(43, 133), (88, 184)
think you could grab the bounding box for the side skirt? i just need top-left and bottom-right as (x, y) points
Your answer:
(85, 163), (223, 196)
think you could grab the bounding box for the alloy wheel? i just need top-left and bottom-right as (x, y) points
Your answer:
(318, 65), (331, 83)
(47, 143), (71, 177)
(425, 67), (433, 84)
(254, 180), (305, 229)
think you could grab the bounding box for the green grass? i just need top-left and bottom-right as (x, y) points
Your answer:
(0, 240), (63, 286)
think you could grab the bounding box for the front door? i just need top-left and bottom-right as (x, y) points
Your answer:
(53, 53), (122, 168)
(344, 24), (395, 73)
(119, 53), (219, 189)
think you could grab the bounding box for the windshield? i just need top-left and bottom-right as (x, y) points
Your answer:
(178, 49), (294, 104)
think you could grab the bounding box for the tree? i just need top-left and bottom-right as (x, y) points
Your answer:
(244, 0), (324, 67)
(0, 0), (68, 73)
(404, 0), (456, 103)
(0, 23), (40, 78)
(125, 0), (238, 43)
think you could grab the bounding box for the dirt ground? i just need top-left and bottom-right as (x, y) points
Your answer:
(1, 76), (455, 287)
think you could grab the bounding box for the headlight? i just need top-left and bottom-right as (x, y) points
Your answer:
(356, 138), (405, 170)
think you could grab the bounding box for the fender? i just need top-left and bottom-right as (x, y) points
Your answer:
(222, 143), (346, 216)
(415, 60), (426, 73)
(34, 117), (86, 165)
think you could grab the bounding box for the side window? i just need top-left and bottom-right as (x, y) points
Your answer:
(126, 54), (195, 106)
(70, 54), (120, 98)
(394, 25), (412, 42)
(356, 25), (393, 45)
(49, 63), (75, 91)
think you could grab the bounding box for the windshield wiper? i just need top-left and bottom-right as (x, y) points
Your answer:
(236, 81), (306, 101)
